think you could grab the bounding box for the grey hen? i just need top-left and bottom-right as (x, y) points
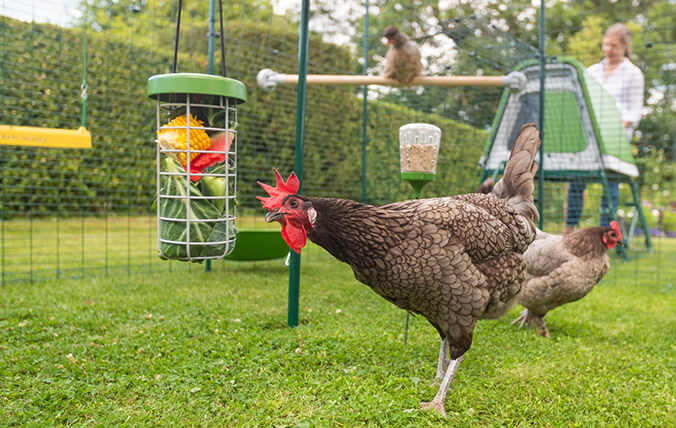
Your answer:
(512, 222), (622, 337)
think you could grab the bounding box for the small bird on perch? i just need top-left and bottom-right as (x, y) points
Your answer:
(382, 26), (423, 84)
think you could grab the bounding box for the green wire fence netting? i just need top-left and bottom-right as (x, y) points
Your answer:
(0, 0), (673, 285)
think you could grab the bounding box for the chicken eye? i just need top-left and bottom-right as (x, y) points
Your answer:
(289, 199), (299, 208)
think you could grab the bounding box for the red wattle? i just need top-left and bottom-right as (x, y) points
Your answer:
(281, 222), (307, 253)
(603, 235), (617, 249)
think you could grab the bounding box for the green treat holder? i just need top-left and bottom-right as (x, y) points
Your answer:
(148, 73), (246, 262)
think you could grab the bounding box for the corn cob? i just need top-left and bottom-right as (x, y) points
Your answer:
(157, 114), (212, 166)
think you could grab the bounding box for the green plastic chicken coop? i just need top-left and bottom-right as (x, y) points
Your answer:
(480, 57), (652, 253)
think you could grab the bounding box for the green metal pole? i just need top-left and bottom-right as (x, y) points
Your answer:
(205, 0), (216, 273)
(288, 0), (310, 327)
(537, 0), (545, 229)
(360, 1), (369, 203)
(631, 181), (652, 253)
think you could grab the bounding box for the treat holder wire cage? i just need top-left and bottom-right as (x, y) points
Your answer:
(148, 73), (246, 261)
(399, 123), (442, 198)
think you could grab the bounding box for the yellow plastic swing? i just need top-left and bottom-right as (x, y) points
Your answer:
(0, 11), (92, 150)
(0, 125), (91, 149)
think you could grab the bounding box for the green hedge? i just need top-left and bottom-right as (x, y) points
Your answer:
(0, 16), (485, 219)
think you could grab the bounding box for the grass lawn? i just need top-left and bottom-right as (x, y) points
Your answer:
(0, 213), (279, 284)
(1, 240), (674, 426)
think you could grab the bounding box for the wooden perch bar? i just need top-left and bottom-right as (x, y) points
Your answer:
(281, 74), (505, 86)
(257, 69), (527, 90)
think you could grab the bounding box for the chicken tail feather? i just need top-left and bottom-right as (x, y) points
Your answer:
(491, 123), (541, 224)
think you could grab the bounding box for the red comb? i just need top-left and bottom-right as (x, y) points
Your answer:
(256, 168), (300, 209)
(610, 220), (622, 239)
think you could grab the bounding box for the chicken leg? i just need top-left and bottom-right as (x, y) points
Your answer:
(421, 355), (464, 417)
(536, 319), (550, 338)
(433, 338), (450, 385)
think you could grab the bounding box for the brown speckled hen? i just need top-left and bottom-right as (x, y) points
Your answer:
(258, 124), (541, 416)
(511, 223), (622, 337)
(382, 26), (423, 84)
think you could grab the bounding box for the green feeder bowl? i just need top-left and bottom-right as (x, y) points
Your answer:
(399, 123), (442, 199)
(225, 230), (289, 261)
(148, 73), (246, 262)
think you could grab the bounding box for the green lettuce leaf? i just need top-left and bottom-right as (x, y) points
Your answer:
(158, 158), (236, 261)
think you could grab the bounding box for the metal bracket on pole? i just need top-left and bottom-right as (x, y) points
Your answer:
(503, 71), (527, 92)
(257, 68), (287, 90)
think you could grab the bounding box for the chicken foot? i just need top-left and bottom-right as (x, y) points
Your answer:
(511, 309), (550, 338)
(511, 308), (530, 328)
(421, 355), (464, 417)
(536, 319), (551, 338)
(433, 338), (450, 385)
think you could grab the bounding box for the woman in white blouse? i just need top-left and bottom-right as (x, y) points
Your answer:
(566, 23), (645, 231)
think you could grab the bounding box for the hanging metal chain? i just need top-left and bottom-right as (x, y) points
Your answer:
(172, 0), (183, 73)
(174, 0), (226, 76)
(218, 0), (226, 77)
(80, 3), (88, 128)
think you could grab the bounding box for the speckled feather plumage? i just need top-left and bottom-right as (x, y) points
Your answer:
(298, 125), (541, 359)
(306, 193), (534, 358)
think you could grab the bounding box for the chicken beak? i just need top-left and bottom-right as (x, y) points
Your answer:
(265, 209), (286, 223)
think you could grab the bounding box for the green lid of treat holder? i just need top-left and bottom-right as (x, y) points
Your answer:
(147, 73), (246, 103)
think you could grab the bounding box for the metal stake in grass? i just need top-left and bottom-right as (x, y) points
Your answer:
(399, 123), (442, 344)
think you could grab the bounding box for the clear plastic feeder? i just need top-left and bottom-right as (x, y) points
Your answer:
(399, 123), (442, 175)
